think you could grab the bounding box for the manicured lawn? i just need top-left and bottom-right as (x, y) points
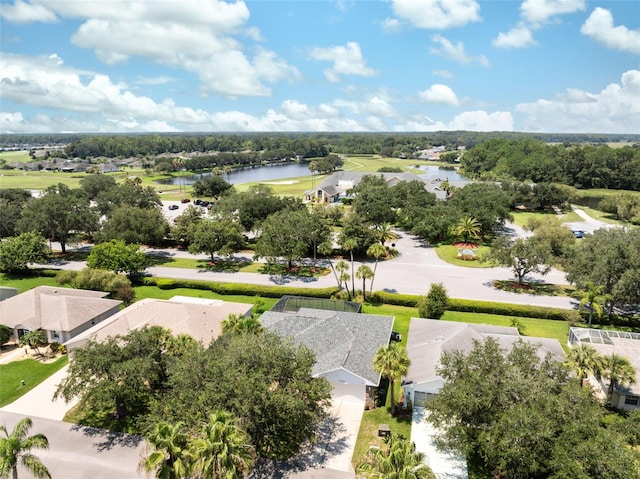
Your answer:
(0, 170), (83, 189)
(0, 151), (31, 163)
(511, 210), (581, 227)
(147, 255), (256, 272)
(0, 272), (60, 293)
(0, 355), (68, 407)
(578, 206), (626, 225)
(435, 244), (492, 268)
(133, 285), (278, 310)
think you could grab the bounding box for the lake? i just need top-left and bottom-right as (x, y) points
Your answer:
(154, 163), (468, 186)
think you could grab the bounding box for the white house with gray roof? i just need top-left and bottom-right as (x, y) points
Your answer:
(403, 319), (565, 406)
(259, 307), (394, 402)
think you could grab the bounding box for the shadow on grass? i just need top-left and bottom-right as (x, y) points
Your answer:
(197, 257), (252, 272)
(258, 263), (329, 278)
(146, 254), (177, 267)
(493, 280), (574, 296)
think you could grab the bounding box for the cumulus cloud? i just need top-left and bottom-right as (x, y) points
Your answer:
(1, 0), (299, 97)
(432, 69), (453, 80)
(430, 34), (489, 66)
(309, 42), (377, 82)
(394, 110), (513, 132)
(0, 0), (57, 23)
(492, 24), (536, 48)
(493, 0), (585, 49)
(419, 84), (460, 106)
(516, 69), (640, 133)
(581, 7), (640, 54)
(385, 0), (480, 30)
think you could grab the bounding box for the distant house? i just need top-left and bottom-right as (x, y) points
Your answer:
(64, 296), (253, 352)
(259, 307), (394, 401)
(304, 170), (422, 203)
(569, 327), (640, 411)
(403, 319), (565, 406)
(0, 286), (122, 344)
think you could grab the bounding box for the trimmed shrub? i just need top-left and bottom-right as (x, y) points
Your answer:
(417, 283), (449, 319)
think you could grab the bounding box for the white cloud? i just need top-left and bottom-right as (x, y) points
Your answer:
(432, 69), (453, 80)
(492, 24), (536, 48)
(520, 0), (585, 26)
(309, 42), (377, 82)
(133, 76), (175, 86)
(394, 110), (513, 132)
(0, 0), (57, 24)
(387, 0), (480, 30)
(3, 0), (297, 97)
(516, 70), (640, 133)
(419, 84), (460, 106)
(430, 34), (489, 66)
(581, 7), (640, 55)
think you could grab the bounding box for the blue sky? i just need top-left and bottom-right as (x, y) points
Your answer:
(1, 0), (638, 134)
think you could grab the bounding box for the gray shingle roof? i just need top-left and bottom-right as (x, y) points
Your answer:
(260, 307), (394, 386)
(317, 171), (421, 191)
(405, 319), (565, 385)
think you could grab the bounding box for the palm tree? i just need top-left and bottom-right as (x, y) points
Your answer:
(578, 281), (606, 327)
(222, 314), (263, 336)
(373, 223), (399, 247)
(0, 417), (51, 479)
(373, 343), (410, 416)
(341, 237), (359, 298)
(356, 433), (434, 478)
(19, 330), (46, 355)
(336, 259), (351, 299)
(565, 344), (604, 386)
(187, 412), (254, 479)
(451, 216), (481, 243)
(356, 265), (374, 301)
(318, 241), (340, 288)
(602, 353), (636, 400)
(141, 422), (190, 479)
(366, 243), (387, 296)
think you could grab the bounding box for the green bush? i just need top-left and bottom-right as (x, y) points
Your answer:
(141, 276), (340, 299)
(417, 283), (449, 319)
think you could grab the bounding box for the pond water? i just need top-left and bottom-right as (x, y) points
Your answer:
(154, 162), (469, 186)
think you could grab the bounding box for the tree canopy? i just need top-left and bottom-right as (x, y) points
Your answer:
(0, 231), (49, 273)
(87, 239), (149, 277)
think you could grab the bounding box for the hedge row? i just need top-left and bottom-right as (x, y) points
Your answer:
(140, 277), (341, 299)
(371, 290), (578, 322)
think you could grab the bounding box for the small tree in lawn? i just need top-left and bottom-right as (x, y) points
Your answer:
(417, 283), (449, 319)
(578, 281), (606, 327)
(0, 232), (50, 273)
(483, 236), (553, 286)
(356, 433), (434, 479)
(20, 330), (47, 355)
(87, 239), (149, 278)
(373, 343), (410, 416)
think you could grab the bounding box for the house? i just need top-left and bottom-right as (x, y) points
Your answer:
(568, 327), (640, 411)
(403, 319), (565, 406)
(304, 170), (423, 203)
(64, 296), (253, 352)
(259, 307), (394, 402)
(0, 286), (122, 344)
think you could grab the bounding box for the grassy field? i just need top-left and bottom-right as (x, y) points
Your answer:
(0, 272), (60, 293)
(0, 151), (32, 163)
(0, 355), (68, 407)
(434, 244), (492, 268)
(577, 206), (627, 225)
(510, 209), (581, 227)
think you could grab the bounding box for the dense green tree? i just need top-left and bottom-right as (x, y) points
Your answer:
(151, 332), (332, 460)
(417, 283), (449, 319)
(448, 183), (512, 239)
(187, 219), (245, 262)
(18, 184), (97, 253)
(525, 215), (576, 259)
(79, 174), (117, 200)
(192, 176), (233, 200)
(254, 209), (329, 268)
(350, 175), (397, 225)
(170, 206), (204, 246)
(94, 182), (162, 216)
(425, 338), (640, 479)
(87, 239), (149, 277)
(407, 202), (458, 244)
(0, 326), (12, 349)
(0, 232), (49, 273)
(356, 433), (434, 478)
(373, 343), (410, 416)
(97, 206), (169, 246)
(0, 417), (51, 479)
(0, 189), (31, 239)
(56, 267), (134, 305)
(483, 236), (553, 285)
(55, 326), (172, 419)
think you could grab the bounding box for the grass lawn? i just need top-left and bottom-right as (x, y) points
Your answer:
(0, 151), (31, 163)
(435, 244), (492, 268)
(0, 272), (60, 292)
(492, 279), (575, 297)
(510, 210), (581, 227)
(0, 355), (68, 407)
(133, 285), (279, 310)
(147, 255), (256, 272)
(0, 170), (83, 189)
(577, 206), (627, 225)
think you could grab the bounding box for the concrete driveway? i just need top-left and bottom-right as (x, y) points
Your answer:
(411, 407), (467, 479)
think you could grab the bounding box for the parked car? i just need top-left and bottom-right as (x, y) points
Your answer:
(200, 200), (210, 207)
(572, 230), (584, 239)
(168, 204), (179, 210)
(181, 198), (190, 203)
(194, 199), (202, 205)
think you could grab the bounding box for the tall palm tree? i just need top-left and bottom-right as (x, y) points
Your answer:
(565, 344), (604, 386)
(373, 343), (410, 416)
(187, 412), (254, 479)
(356, 433), (434, 478)
(373, 223), (399, 247)
(141, 422), (190, 479)
(341, 237), (359, 298)
(602, 353), (637, 400)
(451, 216), (481, 243)
(318, 241), (340, 288)
(578, 281), (606, 327)
(222, 314), (263, 336)
(0, 417), (50, 479)
(335, 260), (351, 299)
(366, 243), (387, 296)
(356, 265), (374, 301)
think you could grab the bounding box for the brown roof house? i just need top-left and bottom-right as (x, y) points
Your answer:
(0, 286), (122, 344)
(64, 296), (253, 352)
